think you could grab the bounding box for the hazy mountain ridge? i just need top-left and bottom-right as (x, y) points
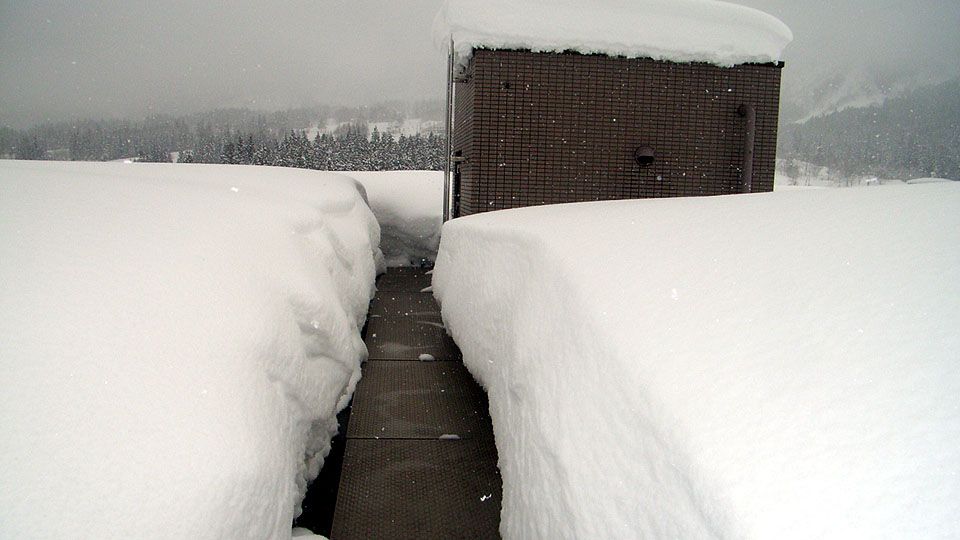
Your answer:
(779, 78), (960, 181)
(779, 63), (955, 123)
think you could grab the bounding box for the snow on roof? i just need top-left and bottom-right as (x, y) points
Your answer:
(434, 0), (793, 67)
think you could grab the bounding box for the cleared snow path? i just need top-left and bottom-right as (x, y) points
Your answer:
(345, 171), (443, 267)
(330, 268), (501, 537)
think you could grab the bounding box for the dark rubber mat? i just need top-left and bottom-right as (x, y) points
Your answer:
(368, 291), (440, 318)
(348, 361), (492, 440)
(365, 321), (460, 361)
(377, 268), (434, 293)
(366, 293), (460, 361)
(330, 271), (500, 537)
(331, 438), (502, 539)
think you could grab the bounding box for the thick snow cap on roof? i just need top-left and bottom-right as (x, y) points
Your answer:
(434, 0), (792, 67)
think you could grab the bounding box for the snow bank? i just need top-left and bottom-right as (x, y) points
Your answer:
(434, 0), (792, 67)
(0, 161), (382, 539)
(433, 184), (960, 538)
(345, 171), (443, 266)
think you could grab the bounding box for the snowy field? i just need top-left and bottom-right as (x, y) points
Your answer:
(433, 183), (960, 538)
(345, 171), (442, 266)
(0, 160), (382, 539)
(771, 158), (938, 189)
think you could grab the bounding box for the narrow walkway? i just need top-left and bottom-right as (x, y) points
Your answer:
(330, 267), (502, 538)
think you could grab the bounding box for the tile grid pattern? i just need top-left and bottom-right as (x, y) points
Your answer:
(453, 49), (783, 216)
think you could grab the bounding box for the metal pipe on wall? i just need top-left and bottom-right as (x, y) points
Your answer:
(442, 38), (455, 222)
(738, 103), (756, 193)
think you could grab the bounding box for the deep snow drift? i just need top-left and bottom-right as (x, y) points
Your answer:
(345, 171), (442, 266)
(434, 0), (792, 67)
(433, 184), (960, 538)
(0, 161), (382, 539)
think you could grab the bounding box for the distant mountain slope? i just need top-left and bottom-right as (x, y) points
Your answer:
(779, 79), (960, 180)
(782, 68), (915, 124)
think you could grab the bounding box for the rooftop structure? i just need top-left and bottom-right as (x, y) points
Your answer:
(436, 0), (792, 218)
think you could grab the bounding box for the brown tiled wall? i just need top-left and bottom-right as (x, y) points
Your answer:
(452, 65), (475, 217)
(452, 49), (783, 216)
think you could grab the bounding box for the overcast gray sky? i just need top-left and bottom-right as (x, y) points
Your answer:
(1, 0), (958, 127)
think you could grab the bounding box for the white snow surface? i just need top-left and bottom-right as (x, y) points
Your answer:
(434, 0), (792, 67)
(345, 171), (442, 266)
(906, 177), (957, 184)
(433, 184), (960, 538)
(0, 161), (383, 539)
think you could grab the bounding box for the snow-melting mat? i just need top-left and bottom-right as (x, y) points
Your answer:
(0, 161), (383, 538)
(365, 292), (460, 360)
(433, 183), (960, 538)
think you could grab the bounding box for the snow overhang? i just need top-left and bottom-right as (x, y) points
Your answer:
(433, 0), (793, 68)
